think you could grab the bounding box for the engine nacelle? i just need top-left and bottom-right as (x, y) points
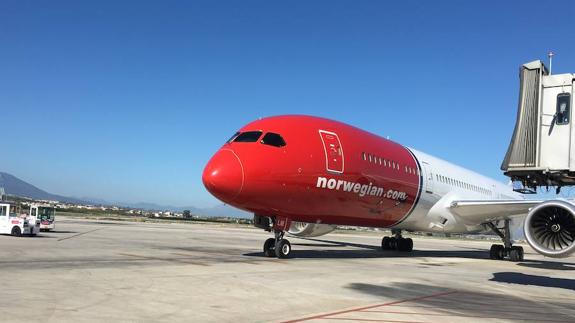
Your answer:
(524, 200), (575, 258)
(288, 221), (336, 237)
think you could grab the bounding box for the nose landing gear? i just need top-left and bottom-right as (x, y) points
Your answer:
(381, 229), (413, 252)
(262, 216), (292, 259)
(263, 230), (292, 258)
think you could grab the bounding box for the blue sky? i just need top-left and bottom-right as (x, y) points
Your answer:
(1, 1), (575, 207)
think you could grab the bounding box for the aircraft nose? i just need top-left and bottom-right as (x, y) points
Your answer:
(202, 149), (244, 202)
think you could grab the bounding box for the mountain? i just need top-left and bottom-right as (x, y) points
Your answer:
(0, 172), (251, 218)
(0, 172), (88, 204)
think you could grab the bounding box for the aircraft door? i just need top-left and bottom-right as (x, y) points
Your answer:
(422, 162), (434, 194)
(319, 130), (344, 174)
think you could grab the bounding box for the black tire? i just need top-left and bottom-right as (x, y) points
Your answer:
(396, 238), (413, 252)
(11, 226), (21, 237)
(389, 237), (397, 250)
(381, 236), (391, 250)
(489, 244), (504, 260)
(403, 238), (414, 252)
(275, 239), (291, 259)
(509, 246), (524, 262)
(263, 238), (275, 257)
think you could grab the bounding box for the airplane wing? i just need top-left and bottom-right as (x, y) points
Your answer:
(448, 199), (543, 225)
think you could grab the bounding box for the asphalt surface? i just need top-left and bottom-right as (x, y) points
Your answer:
(1, 218), (574, 323)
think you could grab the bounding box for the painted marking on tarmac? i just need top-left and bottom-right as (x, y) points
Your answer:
(57, 228), (106, 241)
(281, 290), (456, 323)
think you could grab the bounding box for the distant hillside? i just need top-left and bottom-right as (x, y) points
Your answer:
(0, 172), (88, 204)
(124, 202), (251, 219)
(0, 172), (251, 218)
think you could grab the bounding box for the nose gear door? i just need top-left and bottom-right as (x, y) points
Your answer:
(319, 130), (344, 174)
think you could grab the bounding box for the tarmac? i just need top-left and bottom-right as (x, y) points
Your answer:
(0, 217), (574, 323)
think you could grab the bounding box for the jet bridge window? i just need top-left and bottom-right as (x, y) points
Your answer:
(556, 93), (571, 125)
(261, 132), (286, 147)
(233, 131), (263, 143)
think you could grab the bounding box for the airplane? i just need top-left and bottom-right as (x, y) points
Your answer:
(202, 115), (575, 261)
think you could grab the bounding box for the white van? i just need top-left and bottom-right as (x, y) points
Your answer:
(0, 202), (40, 236)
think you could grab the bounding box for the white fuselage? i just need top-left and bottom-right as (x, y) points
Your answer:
(397, 149), (524, 234)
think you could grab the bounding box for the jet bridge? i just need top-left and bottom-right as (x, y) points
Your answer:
(501, 60), (575, 191)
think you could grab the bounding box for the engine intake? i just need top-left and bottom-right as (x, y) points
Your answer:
(524, 200), (575, 258)
(288, 221), (336, 237)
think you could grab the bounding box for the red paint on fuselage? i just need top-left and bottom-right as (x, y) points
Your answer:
(203, 115), (421, 228)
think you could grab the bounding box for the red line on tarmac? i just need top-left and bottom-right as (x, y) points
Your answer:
(325, 319), (425, 322)
(280, 290), (456, 323)
(361, 310), (569, 322)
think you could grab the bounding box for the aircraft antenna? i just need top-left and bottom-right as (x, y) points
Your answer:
(548, 51), (554, 75)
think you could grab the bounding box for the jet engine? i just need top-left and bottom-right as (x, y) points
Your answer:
(288, 221), (336, 237)
(524, 200), (575, 258)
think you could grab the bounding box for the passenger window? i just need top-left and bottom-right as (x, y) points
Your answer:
(556, 93), (571, 125)
(0, 206), (5, 216)
(362, 152), (366, 161)
(233, 131), (263, 143)
(261, 132), (286, 147)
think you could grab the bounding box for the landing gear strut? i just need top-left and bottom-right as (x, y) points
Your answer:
(262, 217), (292, 259)
(381, 229), (413, 252)
(486, 219), (524, 261)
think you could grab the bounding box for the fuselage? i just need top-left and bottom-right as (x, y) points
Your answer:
(203, 115), (523, 234)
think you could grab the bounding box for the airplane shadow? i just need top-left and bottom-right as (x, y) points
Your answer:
(245, 237), (575, 270)
(490, 272), (575, 291)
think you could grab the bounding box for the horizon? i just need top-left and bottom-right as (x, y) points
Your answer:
(2, 1), (575, 208)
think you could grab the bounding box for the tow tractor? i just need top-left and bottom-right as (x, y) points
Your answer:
(0, 202), (40, 236)
(29, 204), (56, 231)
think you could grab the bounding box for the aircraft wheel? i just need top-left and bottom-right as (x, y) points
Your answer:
(509, 246), (524, 262)
(403, 238), (414, 252)
(263, 238), (276, 257)
(275, 239), (291, 259)
(489, 244), (504, 260)
(381, 236), (392, 250)
(389, 237), (397, 249)
(396, 238), (413, 252)
(11, 227), (21, 237)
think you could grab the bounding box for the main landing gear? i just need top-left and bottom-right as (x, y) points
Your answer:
(381, 229), (413, 252)
(263, 230), (292, 259)
(486, 219), (524, 262)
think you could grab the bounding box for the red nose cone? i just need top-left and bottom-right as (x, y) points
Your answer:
(202, 149), (244, 202)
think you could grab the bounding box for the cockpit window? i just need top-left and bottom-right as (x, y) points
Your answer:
(233, 131), (263, 143)
(261, 132), (286, 147)
(226, 132), (240, 143)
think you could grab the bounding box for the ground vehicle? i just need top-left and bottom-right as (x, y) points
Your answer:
(0, 202), (40, 236)
(29, 204), (56, 231)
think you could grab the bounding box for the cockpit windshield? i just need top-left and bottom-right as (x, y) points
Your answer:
(261, 132), (286, 147)
(232, 131), (262, 143)
(226, 132), (240, 143)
